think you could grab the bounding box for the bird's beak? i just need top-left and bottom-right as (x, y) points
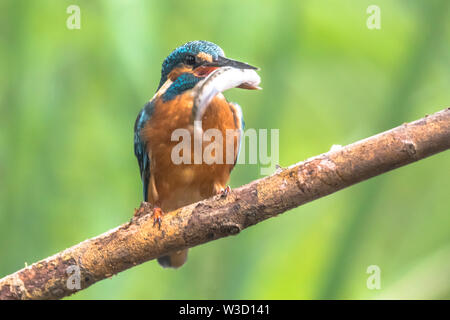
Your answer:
(202, 56), (260, 90)
(206, 56), (258, 70)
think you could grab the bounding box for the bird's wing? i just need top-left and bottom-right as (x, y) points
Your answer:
(134, 100), (155, 201)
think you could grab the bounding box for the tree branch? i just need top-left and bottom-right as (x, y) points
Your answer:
(1, 108), (449, 300)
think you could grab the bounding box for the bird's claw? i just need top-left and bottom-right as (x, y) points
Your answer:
(219, 185), (231, 198)
(152, 207), (164, 229)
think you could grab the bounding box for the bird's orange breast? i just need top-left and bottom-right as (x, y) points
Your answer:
(141, 92), (241, 211)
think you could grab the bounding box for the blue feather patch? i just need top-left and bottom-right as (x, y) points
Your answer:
(162, 73), (202, 101)
(134, 101), (155, 201)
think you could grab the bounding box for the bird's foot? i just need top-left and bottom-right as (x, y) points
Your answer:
(133, 202), (163, 229)
(151, 206), (164, 229)
(218, 185), (231, 198)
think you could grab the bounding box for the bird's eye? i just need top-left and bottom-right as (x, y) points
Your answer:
(185, 54), (196, 66)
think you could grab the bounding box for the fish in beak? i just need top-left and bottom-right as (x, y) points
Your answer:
(194, 56), (261, 90)
(192, 66), (261, 127)
(206, 56), (260, 90)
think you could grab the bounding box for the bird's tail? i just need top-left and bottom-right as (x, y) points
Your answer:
(157, 249), (188, 268)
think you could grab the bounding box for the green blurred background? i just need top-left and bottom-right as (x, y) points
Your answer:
(1, 0), (449, 299)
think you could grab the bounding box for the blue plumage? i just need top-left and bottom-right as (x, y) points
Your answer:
(134, 101), (154, 201)
(158, 40), (224, 89)
(162, 73), (202, 102)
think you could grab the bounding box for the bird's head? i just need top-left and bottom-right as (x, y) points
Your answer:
(157, 40), (258, 90)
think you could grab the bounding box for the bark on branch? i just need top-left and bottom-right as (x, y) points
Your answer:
(1, 108), (449, 300)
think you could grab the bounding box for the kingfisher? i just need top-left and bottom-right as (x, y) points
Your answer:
(134, 40), (260, 268)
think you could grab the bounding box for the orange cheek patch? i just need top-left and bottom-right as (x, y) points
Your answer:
(168, 66), (193, 81)
(194, 66), (218, 77)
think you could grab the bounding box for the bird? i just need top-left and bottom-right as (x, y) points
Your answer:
(134, 40), (260, 268)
